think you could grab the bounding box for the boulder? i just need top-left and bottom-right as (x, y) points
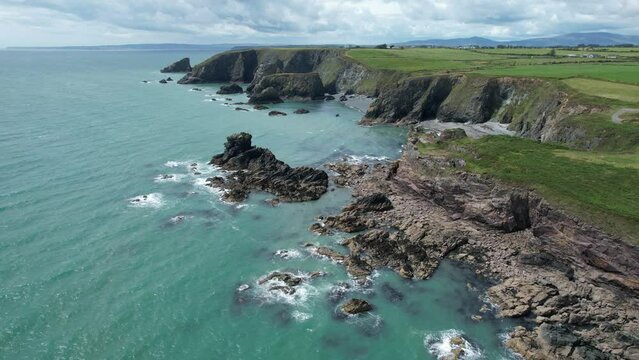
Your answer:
(439, 128), (467, 142)
(249, 87), (283, 104)
(341, 298), (373, 314)
(217, 83), (244, 95)
(268, 111), (287, 116)
(344, 193), (393, 212)
(161, 57), (192, 73)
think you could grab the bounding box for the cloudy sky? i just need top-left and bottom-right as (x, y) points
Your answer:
(1, 0), (638, 47)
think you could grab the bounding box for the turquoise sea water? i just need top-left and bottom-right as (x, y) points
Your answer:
(0, 50), (517, 359)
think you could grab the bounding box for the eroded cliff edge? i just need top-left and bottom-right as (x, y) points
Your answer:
(177, 48), (607, 149)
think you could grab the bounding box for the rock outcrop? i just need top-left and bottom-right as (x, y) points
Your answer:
(217, 83), (244, 94)
(313, 134), (639, 359)
(340, 298), (373, 314)
(161, 57), (192, 73)
(249, 73), (325, 102)
(207, 133), (328, 202)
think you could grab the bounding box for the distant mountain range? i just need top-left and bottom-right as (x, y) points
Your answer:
(399, 32), (639, 47)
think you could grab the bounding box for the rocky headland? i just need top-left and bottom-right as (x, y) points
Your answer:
(160, 57), (192, 73)
(309, 130), (639, 359)
(175, 48), (609, 149)
(206, 132), (328, 202)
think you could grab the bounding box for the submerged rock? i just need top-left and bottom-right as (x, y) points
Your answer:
(341, 298), (373, 314)
(294, 108), (310, 114)
(253, 105), (269, 110)
(207, 133), (328, 202)
(161, 57), (192, 73)
(217, 83), (244, 94)
(268, 111), (287, 117)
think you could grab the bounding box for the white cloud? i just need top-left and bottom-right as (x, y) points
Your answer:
(0, 0), (637, 46)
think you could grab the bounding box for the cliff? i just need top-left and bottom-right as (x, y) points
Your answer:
(179, 48), (612, 149)
(362, 75), (605, 148)
(178, 48), (372, 94)
(160, 57), (192, 73)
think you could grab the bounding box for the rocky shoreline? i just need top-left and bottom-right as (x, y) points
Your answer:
(307, 131), (639, 359)
(163, 49), (639, 358)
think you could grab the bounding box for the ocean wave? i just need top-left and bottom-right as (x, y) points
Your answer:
(292, 310), (313, 322)
(154, 174), (185, 183)
(343, 154), (389, 164)
(253, 271), (319, 306)
(128, 193), (164, 208)
(424, 329), (482, 360)
(164, 160), (194, 168)
(274, 249), (304, 260)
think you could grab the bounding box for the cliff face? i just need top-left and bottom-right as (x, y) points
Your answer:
(250, 73), (325, 101)
(363, 75), (601, 146)
(178, 48), (371, 94)
(179, 48), (604, 148)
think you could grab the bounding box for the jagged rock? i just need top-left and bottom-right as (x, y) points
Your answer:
(249, 87), (283, 104)
(207, 133), (328, 202)
(166, 77), (173, 82)
(439, 128), (467, 141)
(340, 298), (373, 314)
(268, 111), (287, 116)
(159, 79), (168, 84)
(343, 193), (393, 212)
(339, 95), (348, 101)
(250, 73), (324, 101)
(312, 246), (345, 262)
(294, 108), (310, 114)
(161, 57), (192, 73)
(217, 83), (244, 94)
(259, 271), (303, 287)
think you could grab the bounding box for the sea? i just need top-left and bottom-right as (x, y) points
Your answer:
(0, 50), (518, 359)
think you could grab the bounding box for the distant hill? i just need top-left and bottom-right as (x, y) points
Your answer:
(399, 32), (639, 47)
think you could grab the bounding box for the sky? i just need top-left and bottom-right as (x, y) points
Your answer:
(1, 0), (638, 47)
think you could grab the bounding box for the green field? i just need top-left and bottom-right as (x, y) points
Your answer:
(563, 78), (639, 103)
(417, 135), (639, 243)
(477, 63), (639, 85)
(347, 48), (639, 85)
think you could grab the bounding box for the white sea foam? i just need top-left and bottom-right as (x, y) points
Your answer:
(164, 160), (193, 168)
(424, 329), (483, 360)
(128, 193), (164, 208)
(292, 311), (312, 322)
(343, 154), (389, 164)
(168, 215), (190, 224)
(274, 249), (303, 260)
(254, 271), (318, 306)
(154, 174), (184, 183)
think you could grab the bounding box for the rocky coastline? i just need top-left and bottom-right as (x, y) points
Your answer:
(173, 48), (608, 149)
(167, 48), (638, 358)
(308, 130), (639, 359)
